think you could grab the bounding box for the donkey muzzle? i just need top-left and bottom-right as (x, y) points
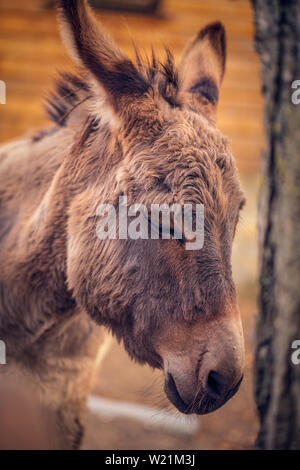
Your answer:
(164, 368), (244, 415)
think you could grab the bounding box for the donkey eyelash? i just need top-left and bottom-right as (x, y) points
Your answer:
(169, 226), (186, 246)
(147, 218), (185, 246)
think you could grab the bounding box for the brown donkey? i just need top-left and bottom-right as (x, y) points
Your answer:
(0, 0), (245, 449)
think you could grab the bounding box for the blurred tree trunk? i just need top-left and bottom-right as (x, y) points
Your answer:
(252, 0), (300, 449)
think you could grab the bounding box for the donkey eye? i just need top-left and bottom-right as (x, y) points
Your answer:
(147, 218), (185, 246)
(169, 226), (185, 246)
(161, 224), (186, 247)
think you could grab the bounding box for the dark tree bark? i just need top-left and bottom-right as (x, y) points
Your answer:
(252, 0), (300, 449)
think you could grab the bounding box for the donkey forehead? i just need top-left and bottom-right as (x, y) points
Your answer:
(125, 109), (231, 169)
(118, 116), (240, 204)
(115, 163), (242, 224)
(127, 105), (227, 147)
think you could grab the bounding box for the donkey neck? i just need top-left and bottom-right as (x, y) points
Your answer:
(0, 113), (115, 345)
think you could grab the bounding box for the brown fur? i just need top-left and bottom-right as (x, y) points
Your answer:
(0, 0), (245, 449)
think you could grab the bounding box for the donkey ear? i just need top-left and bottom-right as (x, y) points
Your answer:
(178, 22), (226, 121)
(58, 0), (149, 113)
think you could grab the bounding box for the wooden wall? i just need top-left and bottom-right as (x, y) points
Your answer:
(0, 0), (264, 174)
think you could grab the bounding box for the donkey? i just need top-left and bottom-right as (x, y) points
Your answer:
(0, 0), (245, 449)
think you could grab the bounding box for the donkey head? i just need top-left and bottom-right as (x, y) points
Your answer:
(60, 0), (245, 414)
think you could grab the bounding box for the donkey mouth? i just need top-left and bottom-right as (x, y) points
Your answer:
(164, 373), (192, 414)
(164, 373), (244, 415)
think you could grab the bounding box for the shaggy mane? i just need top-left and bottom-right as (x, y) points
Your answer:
(45, 72), (90, 126)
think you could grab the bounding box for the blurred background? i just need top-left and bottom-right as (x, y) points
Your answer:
(0, 0), (264, 449)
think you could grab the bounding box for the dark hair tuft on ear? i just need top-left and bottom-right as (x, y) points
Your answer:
(197, 21), (226, 75)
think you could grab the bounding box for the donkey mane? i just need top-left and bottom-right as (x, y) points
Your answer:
(45, 71), (90, 126)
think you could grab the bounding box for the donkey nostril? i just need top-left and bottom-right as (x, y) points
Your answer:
(207, 370), (227, 398)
